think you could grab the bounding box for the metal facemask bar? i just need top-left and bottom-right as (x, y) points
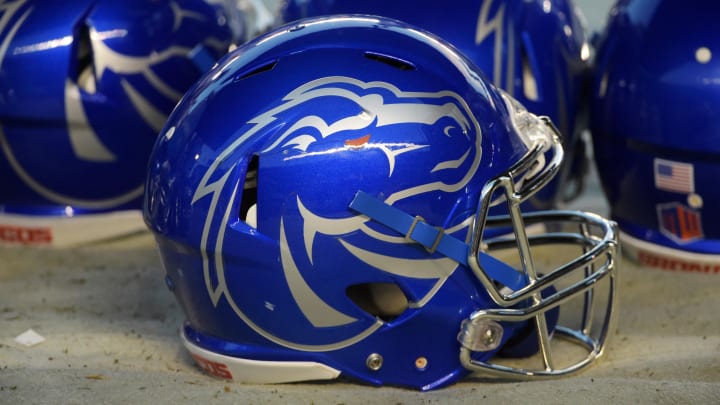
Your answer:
(459, 209), (618, 378)
(458, 115), (619, 378)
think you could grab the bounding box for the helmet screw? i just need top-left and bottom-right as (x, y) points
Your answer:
(482, 325), (500, 347)
(458, 319), (504, 351)
(415, 357), (428, 370)
(366, 353), (383, 371)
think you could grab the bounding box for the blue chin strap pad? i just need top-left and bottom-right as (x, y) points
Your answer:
(349, 190), (526, 291)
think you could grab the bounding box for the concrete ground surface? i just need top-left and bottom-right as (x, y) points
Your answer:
(2, 152), (720, 404)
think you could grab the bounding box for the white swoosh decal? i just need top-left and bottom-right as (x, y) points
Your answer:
(340, 239), (458, 279)
(280, 218), (357, 327)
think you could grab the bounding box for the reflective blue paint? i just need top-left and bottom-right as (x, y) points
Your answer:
(144, 16), (545, 390)
(280, 0), (592, 208)
(143, 12), (624, 389)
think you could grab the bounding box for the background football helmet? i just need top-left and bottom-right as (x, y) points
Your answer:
(280, 0), (593, 210)
(0, 0), (245, 246)
(236, 0), (275, 37)
(591, 0), (720, 272)
(144, 16), (618, 390)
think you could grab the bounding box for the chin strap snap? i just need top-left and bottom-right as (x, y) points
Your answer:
(349, 190), (524, 290)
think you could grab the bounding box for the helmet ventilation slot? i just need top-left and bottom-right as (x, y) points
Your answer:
(74, 22), (96, 93)
(236, 59), (278, 81)
(346, 282), (409, 322)
(239, 154), (259, 228)
(364, 52), (416, 71)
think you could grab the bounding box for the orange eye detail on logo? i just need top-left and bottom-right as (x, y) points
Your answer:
(344, 134), (371, 148)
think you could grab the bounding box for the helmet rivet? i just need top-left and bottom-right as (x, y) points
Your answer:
(688, 193), (704, 209)
(482, 325), (500, 347)
(458, 319), (504, 351)
(366, 353), (383, 371)
(415, 357), (428, 370)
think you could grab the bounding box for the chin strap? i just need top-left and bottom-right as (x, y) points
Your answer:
(349, 190), (525, 291)
(189, 44), (217, 73)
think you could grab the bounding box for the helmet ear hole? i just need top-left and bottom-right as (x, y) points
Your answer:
(346, 282), (409, 322)
(239, 155), (259, 227)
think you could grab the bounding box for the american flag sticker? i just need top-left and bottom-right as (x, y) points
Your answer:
(654, 158), (694, 194)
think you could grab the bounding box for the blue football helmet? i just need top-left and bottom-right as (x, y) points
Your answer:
(144, 16), (618, 390)
(280, 0), (592, 210)
(591, 0), (720, 272)
(0, 0), (245, 246)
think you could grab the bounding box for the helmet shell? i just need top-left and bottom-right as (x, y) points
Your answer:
(145, 15), (546, 390)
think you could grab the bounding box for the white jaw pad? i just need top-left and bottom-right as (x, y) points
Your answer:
(180, 329), (341, 384)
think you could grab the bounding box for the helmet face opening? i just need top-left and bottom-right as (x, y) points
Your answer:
(144, 15), (618, 390)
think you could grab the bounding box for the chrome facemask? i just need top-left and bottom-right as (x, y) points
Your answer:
(458, 93), (618, 378)
(350, 93), (618, 380)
